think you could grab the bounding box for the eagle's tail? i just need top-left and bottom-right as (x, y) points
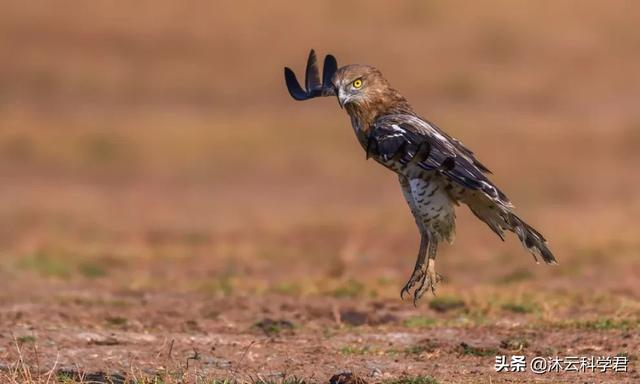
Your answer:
(508, 213), (557, 264)
(466, 193), (557, 265)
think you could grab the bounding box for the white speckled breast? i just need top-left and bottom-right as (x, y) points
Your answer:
(407, 177), (456, 243)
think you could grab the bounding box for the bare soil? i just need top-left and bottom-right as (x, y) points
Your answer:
(0, 1), (639, 383)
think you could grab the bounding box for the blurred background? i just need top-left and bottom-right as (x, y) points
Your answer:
(0, 0), (639, 303)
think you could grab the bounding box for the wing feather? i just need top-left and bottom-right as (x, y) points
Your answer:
(368, 114), (511, 207)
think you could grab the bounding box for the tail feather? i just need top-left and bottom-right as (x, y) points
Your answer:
(469, 207), (505, 241)
(465, 193), (557, 265)
(509, 213), (557, 264)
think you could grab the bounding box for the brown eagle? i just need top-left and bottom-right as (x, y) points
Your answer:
(284, 50), (556, 304)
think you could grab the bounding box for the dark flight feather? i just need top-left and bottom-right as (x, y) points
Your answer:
(305, 50), (321, 93)
(368, 114), (511, 206)
(284, 67), (309, 100)
(284, 49), (337, 101)
(322, 55), (338, 95)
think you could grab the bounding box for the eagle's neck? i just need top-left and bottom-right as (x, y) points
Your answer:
(345, 89), (414, 146)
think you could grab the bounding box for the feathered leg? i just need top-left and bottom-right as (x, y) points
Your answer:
(413, 237), (443, 302)
(400, 231), (443, 305)
(400, 232), (428, 302)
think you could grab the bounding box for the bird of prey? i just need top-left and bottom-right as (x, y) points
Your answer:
(284, 50), (557, 304)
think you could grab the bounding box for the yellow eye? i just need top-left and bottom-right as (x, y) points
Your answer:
(352, 79), (363, 89)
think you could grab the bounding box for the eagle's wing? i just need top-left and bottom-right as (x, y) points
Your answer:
(367, 114), (511, 207)
(432, 122), (493, 174)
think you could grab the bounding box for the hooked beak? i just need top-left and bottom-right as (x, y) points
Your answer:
(337, 88), (350, 109)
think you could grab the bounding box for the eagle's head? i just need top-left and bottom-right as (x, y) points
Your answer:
(283, 50), (413, 125)
(332, 65), (391, 109)
(331, 65), (413, 125)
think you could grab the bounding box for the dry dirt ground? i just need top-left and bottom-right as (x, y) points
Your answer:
(0, 1), (639, 383)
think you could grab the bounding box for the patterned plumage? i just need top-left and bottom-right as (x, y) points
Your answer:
(285, 50), (556, 304)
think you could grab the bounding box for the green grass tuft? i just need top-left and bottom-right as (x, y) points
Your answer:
(78, 261), (108, 278)
(428, 296), (466, 312)
(458, 342), (499, 357)
(16, 335), (36, 344)
(331, 279), (366, 298)
(404, 316), (437, 328)
(253, 377), (307, 384)
(105, 316), (128, 327)
(500, 336), (530, 351)
(404, 339), (439, 356)
(198, 276), (235, 297)
(252, 318), (295, 336)
(501, 302), (538, 314)
(17, 252), (73, 279)
(269, 282), (303, 296)
(57, 373), (76, 384)
(577, 318), (639, 330)
(497, 268), (534, 284)
(383, 376), (440, 384)
(339, 345), (372, 355)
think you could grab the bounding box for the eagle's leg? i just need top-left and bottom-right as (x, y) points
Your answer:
(414, 238), (443, 301)
(400, 232), (428, 301)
